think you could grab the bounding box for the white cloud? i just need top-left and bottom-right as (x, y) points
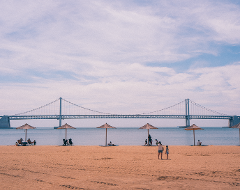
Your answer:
(0, 0), (240, 127)
(1, 62), (240, 116)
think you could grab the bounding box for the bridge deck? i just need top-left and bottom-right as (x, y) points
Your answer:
(4, 114), (234, 120)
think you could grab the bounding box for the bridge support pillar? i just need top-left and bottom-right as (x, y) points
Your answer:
(59, 97), (62, 127)
(0, 116), (10, 128)
(185, 99), (190, 127)
(229, 116), (240, 127)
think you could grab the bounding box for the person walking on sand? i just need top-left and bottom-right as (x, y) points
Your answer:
(158, 141), (163, 159)
(165, 145), (169, 159)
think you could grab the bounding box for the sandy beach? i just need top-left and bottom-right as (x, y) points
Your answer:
(0, 145), (239, 189)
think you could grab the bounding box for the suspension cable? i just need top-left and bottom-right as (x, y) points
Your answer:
(15, 98), (60, 115)
(62, 98), (115, 115)
(14, 98), (227, 116)
(141, 100), (185, 115)
(189, 100), (227, 116)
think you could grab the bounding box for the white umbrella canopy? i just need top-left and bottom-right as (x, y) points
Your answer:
(230, 122), (240, 145)
(16, 123), (36, 141)
(139, 123), (158, 145)
(57, 123), (76, 140)
(185, 124), (203, 146)
(97, 123), (116, 146)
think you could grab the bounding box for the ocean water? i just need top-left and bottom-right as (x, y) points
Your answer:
(0, 127), (239, 146)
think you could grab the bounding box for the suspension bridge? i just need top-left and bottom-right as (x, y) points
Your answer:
(0, 97), (239, 128)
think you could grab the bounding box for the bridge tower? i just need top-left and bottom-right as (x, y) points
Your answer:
(185, 99), (190, 127)
(0, 116), (10, 128)
(229, 115), (240, 127)
(59, 97), (62, 127)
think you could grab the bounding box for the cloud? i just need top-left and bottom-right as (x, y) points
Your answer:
(1, 62), (239, 115)
(1, 1), (240, 70)
(0, 0), (240, 127)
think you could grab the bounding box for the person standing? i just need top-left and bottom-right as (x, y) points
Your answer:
(158, 141), (163, 159)
(165, 145), (169, 159)
(148, 134), (152, 145)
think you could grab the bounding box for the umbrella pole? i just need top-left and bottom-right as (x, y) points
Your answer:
(25, 129), (27, 141)
(105, 128), (107, 146)
(193, 130), (195, 146)
(65, 128), (67, 140)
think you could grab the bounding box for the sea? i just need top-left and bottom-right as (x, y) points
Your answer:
(0, 127), (239, 146)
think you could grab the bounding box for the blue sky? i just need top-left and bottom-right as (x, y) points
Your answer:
(0, 0), (240, 127)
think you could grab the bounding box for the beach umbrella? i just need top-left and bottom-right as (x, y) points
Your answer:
(97, 123), (116, 146)
(57, 123), (76, 140)
(185, 124), (203, 146)
(16, 123), (36, 141)
(230, 122), (240, 145)
(139, 123), (158, 145)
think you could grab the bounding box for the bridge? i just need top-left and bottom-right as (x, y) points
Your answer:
(0, 98), (239, 128)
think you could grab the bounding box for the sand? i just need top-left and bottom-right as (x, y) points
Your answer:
(0, 145), (239, 190)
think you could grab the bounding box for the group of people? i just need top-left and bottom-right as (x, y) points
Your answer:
(157, 141), (169, 159)
(16, 138), (36, 146)
(108, 141), (116, 146)
(144, 134), (153, 146)
(63, 138), (73, 146)
(146, 133), (203, 159)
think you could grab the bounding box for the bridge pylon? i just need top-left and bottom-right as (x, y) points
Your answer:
(229, 116), (240, 127)
(59, 97), (62, 128)
(185, 99), (190, 127)
(0, 116), (10, 128)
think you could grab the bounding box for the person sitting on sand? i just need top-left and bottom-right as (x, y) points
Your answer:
(27, 138), (32, 145)
(155, 139), (159, 146)
(69, 138), (73, 146)
(63, 139), (68, 146)
(197, 140), (202, 146)
(108, 141), (113, 146)
(17, 139), (22, 145)
(165, 145), (169, 159)
(158, 141), (163, 159)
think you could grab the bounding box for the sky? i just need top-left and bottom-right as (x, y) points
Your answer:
(1, 0), (240, 127)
